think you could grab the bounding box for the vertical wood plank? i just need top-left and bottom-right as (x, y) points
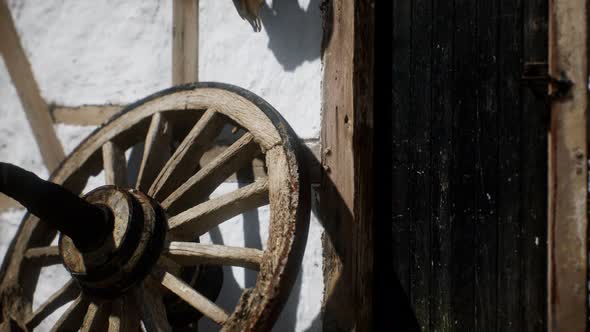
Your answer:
(320, 1), (356, 330)
(387, 0), (548, 329)
(521, 0), (548, 330)
(429, 0), (454, 329)
(320, 0), (374, 330)
(409, 0), (432, 329)
(474, 0), (499, 330)
(374, 1), (418, 330)
(173, 0), (199, 84)
(497, 0), (524, 330)
(0, 0), (65, 171)
(351, 2), (375, 329)
(391, 0), (412, 300)
(548, 0), (588, 330)
(450, 0), (478, 329)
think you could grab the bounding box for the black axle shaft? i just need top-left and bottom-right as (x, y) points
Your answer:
(0, 162), (113, 252)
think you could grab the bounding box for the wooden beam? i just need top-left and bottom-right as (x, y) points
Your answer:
(50, 105), (123, 126)
(0, 0), (65, 171)
(172, 0), (199, 84)
(0, 194), (20, 210)
(320, 0), (374, 330)
(548, 0), (588, 330)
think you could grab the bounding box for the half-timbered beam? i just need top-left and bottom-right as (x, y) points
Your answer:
(548, 0), (588, 330)
(50, 105), (122, 126)
(173, 0), (199, 84)
(320, 0), (375, 330)
(0, 0), (64, 171)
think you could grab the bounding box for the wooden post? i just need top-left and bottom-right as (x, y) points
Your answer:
(548, 0), (588, 330)
(0, 0), (65, 172)
(172, 0), (199, 84)
(320, 0), (374, 330)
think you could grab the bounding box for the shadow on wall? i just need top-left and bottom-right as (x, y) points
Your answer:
(126, 1), (418, 328)
(199, 166), (307, 332)
(233, 0), (322, 71)
(238, 167), (304, 332)
(128, 144), (312, 331)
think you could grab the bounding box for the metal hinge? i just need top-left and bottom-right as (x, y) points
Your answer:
(522, 62), (573, 100)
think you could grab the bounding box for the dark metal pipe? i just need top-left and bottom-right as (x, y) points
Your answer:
(0, 162), (112, 252)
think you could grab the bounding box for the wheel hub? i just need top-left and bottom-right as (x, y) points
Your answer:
(59, 185), (167, 298)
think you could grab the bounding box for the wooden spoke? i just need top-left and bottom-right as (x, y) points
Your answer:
(133, 284), (172, 332)
(80, 301), (110, 332)
(24, 245), (60, 266)
(162, 132), (261, 213)
(108, 296), (140, 332)
(102, 141), (128, 187)
(149, 109), (225, 199)
(136, 112), (172, 191)
(49, 295), (90, 332)
(26, 279), (80, 329)
(164, 241), (263, 270)
(151, 268), (229, 325)
(168, 178), (269, 236)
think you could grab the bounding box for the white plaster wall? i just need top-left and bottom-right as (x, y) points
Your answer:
(0, 0), (323, 331)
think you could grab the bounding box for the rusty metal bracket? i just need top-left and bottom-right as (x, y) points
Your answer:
(522, 62), (573, 99)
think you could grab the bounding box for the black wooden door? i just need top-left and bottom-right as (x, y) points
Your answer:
(374, 0), (548, 330)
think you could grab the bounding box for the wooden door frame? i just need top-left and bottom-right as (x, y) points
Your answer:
(320, 0), (590, 330)
(548, 0), (588, 330)
(320, 0), (375, 330)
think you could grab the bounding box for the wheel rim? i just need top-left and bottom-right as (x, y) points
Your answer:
(0, 83), (311, 331)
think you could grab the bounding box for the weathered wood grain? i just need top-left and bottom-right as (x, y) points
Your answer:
(168, 178), (269, 236)
(102, 141), (128, 187)
(24, 246), (60, 266)
(50, 105), (123, 126)
(320, 0), (374, 330)
(496, 0), (524, 329)
(548, 0), (588, 330)
(136, 112), (172, 191)
(49, 88), (283, 190)
(521, 0), (548, 330)
(386, 0), (548, 330)
(390, 0), (412, 306)
(197, 139), (320, 184)
(165, 241), (263, 270)
(408, 0), (432, 328)
(162, 132), (260, 212)
(450, 0), (478, 329)
(222, 142), (309, 331)
(149, 109), (224, 199)
(152, 268), (229, 325)
(427, 0), (453, 329)
(172, 0), (199, 84)
(474, 0), (499, 329)
(0, 84), (308, 331)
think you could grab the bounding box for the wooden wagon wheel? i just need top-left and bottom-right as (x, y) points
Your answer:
(0, 82), (310, 331)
